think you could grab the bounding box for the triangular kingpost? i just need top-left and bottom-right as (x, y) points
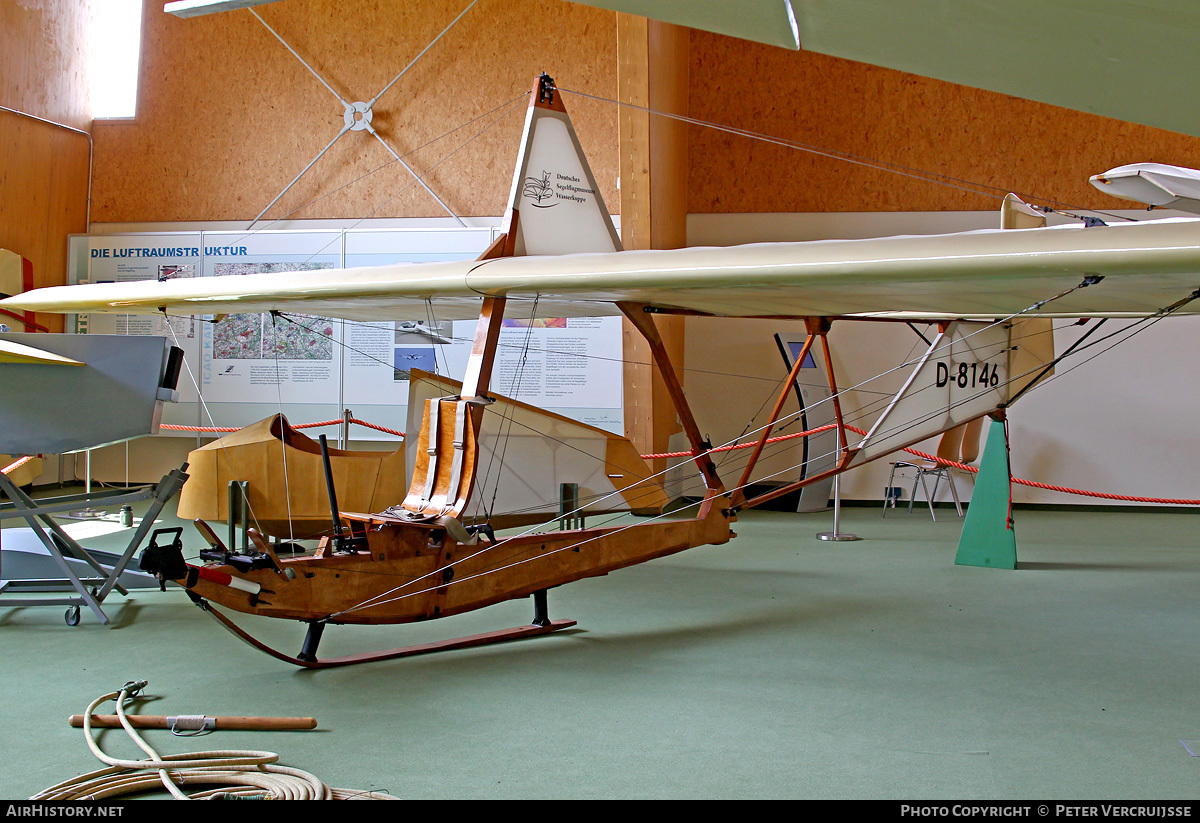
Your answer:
(502, 74), (622, 257)
(955, 417), (1018, 569)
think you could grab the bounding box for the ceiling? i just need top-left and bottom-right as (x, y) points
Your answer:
(166, 1), (1200, 138)
(570, 0), (1200, 138)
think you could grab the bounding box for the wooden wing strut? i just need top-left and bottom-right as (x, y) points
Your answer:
(618, 303), (725, 504)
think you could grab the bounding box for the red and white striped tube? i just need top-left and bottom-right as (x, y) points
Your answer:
(190, 564), (261, 594)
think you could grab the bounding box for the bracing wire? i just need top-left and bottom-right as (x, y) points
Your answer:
(225, 274), (1103, 549)
(556, 86), (1141, 224)
(480, 298), (541, 523)
(269, 312), (297, 547)
(315, 276), (1194, 620)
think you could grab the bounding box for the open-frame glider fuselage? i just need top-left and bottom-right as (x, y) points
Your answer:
(6, 75), (1200, 667)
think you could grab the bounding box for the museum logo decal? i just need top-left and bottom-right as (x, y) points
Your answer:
(522, 170), (597, 208)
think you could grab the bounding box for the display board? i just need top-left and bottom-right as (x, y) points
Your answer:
(774, 332), (836, 512)
(68, 228), (624, 439)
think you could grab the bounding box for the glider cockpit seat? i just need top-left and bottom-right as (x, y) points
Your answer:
(883, 418), (983, 521)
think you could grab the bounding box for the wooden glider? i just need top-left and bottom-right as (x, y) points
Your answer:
(6, 75), (1200, 667)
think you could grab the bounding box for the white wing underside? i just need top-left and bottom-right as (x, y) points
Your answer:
(7, 218), (1200, 323)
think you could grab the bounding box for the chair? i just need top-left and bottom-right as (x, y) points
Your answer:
(882, 419), (982, 520)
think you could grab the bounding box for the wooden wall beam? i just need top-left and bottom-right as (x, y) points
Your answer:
(617, 14), (689, 472)
(0, 117), (90, 333)
(0, 0), (94, 332)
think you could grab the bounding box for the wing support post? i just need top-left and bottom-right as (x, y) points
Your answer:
(618, 303), (726, 506)
(954, 415), (1018, 569)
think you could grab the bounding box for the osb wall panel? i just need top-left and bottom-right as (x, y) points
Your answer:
(0, 115), (90, 286)
(0, 0), (93, 129)
(687, 31), (1200, 214)
(92, 0), (618, 223)
(0, 0), (93, 329)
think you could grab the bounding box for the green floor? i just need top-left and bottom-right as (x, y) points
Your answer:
(2, 496), (1199, 799)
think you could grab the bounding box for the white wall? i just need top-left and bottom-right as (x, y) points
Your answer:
(685, 211), (1200, 507)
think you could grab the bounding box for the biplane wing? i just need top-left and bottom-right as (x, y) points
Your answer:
(5, 216), (1200, 323)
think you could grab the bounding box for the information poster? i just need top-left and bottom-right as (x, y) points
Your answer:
(338, 228), (494, 434)
(444, 316), (624, 431)
(199, 231), (343, 406)
(69, 227), (625, 439)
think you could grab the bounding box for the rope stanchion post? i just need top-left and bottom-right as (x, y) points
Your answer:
(340, 408), (352, 449)
(816, 470), (859, 542)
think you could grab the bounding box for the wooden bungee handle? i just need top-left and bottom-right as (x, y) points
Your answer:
(69, 714), (317, 730)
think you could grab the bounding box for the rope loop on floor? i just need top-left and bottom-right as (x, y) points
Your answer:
(31, 682), (397, 801)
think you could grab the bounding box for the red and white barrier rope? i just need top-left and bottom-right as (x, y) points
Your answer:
(158, 415), (1200, 507)
(1, 454), (35, 475)
(645, 423), (1200, 507)
(159, 417), (405, 438)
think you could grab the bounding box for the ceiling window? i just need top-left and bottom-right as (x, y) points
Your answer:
(91, 0), (144, 119)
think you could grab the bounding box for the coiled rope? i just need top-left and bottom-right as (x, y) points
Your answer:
(31, 681), (396, 801)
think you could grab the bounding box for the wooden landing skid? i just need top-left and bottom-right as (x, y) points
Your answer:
(198, 598), (576, 669)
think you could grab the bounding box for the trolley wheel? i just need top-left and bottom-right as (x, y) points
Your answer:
(65, 606), (81, 626)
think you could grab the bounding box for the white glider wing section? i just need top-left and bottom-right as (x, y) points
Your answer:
(0, 339), (83, 366)
(1090, 163), (1200, 214)
(6, 217), (1200, 322)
